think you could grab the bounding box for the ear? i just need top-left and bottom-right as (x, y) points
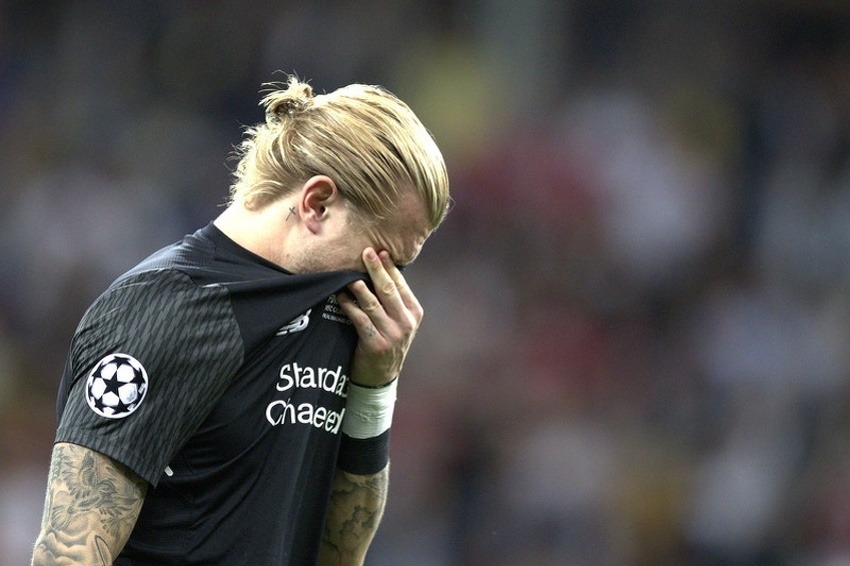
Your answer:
(299, 175), (340, 234)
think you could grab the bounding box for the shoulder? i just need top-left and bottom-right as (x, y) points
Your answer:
(95, 268), (227, 318)
(75, 269), (224, 344)
(72, 268), (241, 378)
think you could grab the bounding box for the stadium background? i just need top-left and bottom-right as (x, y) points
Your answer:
(2, 1), (850, 564)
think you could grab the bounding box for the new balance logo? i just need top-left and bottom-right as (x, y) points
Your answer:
(277, 309), (311, 336)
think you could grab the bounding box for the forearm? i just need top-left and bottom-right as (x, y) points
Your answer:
(31, 442), (147, 566)
(318, 464), (389, 566)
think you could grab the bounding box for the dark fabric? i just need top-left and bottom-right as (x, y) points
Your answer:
(337, 430), (391, 475)
(56, 223), (368, 565)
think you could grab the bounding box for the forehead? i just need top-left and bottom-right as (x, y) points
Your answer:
(369, 192), (431, 266)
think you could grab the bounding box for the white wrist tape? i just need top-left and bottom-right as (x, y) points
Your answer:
(342, 379), (398, 439)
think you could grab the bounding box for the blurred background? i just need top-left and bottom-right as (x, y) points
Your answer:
(2, 1), (850, 564)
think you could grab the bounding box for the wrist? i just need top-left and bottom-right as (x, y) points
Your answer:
(349, 375), (398, 389)
(337, 378), (398, 475)
(342, 378), (398, 439)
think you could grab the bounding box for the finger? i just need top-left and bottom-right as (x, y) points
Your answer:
(343, 273), (415, 344)
(362, 248), (407, 320)
(337, 289), (384, 341)
(345, 280), (384, 318)
(378, 251), (423, 316)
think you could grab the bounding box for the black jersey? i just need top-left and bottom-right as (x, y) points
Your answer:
(55, 223), (366, 565)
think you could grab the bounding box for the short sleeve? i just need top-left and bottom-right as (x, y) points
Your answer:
(56, 269), (244, 485)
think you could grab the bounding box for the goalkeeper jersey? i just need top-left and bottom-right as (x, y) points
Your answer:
(55, 223), (365, 565)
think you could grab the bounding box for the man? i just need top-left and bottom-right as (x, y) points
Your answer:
(31, 75), (450, 565)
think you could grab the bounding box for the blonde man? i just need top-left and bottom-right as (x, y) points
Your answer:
(32, 76), (450, 566)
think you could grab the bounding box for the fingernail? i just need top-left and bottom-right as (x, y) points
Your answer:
(366, 249), (377, 262)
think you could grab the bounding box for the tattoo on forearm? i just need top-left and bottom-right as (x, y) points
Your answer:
(32, 443), (147, 566)
(320, 466), (389, 564)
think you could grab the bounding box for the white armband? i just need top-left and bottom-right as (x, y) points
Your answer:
(342, 378), (398, 439)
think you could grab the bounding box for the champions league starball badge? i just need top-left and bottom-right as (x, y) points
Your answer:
(85, 353), (149, 419)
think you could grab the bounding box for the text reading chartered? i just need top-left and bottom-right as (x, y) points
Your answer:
(265, 362), (349, 431)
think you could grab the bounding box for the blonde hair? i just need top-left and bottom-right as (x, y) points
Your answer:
(229, 76), (450, 229)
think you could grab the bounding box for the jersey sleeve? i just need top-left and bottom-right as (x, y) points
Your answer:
(56, 269), (244, 486)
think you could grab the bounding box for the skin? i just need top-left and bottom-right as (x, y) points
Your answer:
(31, 443), (147, 565)
(317, 243), (424, 565)
(240, 176), (430, 563)
(32, 175), (430, 565)
(216, 175), (431, 388)
(318, 466), (390, 565)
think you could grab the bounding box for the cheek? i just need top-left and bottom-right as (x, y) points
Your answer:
(328, 239), (367, 272)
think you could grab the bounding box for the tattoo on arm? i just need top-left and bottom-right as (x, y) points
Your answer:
(31, 442), (148, 566)
(318, 465), (389, 566)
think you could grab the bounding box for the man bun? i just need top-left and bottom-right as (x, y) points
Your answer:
(263, 77), (313, 124)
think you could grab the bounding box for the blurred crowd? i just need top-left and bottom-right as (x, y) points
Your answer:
(2, 1), (850, 564)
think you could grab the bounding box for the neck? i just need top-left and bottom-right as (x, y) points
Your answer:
(213, 199), (296, 267)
